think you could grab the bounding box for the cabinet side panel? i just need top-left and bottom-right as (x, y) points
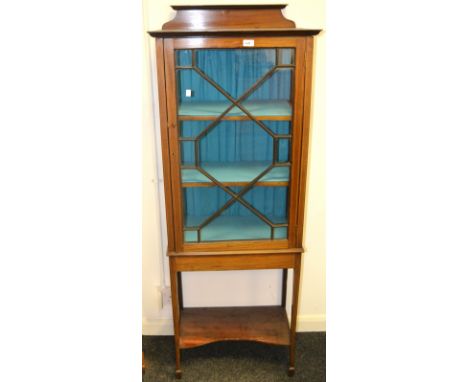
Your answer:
(155, 38), (175, 251)
(163, 38), (185, 252)
(287, 37), (306, 248)
(296, 36), (315, 246)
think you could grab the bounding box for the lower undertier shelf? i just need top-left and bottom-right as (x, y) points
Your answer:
(179, 306), (290, 349)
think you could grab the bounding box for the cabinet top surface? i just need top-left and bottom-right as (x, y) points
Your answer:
(170, 4), (289, 10)
(148, 4), (321, 37)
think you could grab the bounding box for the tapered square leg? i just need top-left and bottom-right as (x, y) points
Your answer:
(170, 258), (183, 378)
(281, 268), (288, 307)
(175, 347), (182, 379)
(288, 254), (302, 376)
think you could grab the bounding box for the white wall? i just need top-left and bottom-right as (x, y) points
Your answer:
(142, 0), (325, 334)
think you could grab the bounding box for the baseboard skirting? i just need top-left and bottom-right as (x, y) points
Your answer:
(295, 314), (326, 332)
(142, 314), (326, 335)
(143, 318), (173, 336)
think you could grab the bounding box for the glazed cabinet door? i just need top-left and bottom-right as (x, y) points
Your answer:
(163, 37), (307, 251)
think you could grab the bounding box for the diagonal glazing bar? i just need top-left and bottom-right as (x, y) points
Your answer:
(192, 65), (295, 141)
(193, 65), (281, 140)
(176, 68), (240, 139)
(193, 163), (289, 230)
(195, 165), (275, 229)
(192, 66), (277, 138)
(196, 164), (278, 230)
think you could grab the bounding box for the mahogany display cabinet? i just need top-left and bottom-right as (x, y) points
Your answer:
(149, 4), (320, 378)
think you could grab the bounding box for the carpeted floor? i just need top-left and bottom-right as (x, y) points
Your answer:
(143, 333), (325, 382)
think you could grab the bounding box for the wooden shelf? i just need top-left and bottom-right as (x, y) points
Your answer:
(178, 100), (292, 120)
(179, 306), (290, 349)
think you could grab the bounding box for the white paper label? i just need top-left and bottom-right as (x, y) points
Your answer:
(185, 89), (192, 97)
(243, 39), (255, 47)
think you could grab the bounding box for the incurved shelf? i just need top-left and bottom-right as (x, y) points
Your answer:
(179, 306), (290, 349)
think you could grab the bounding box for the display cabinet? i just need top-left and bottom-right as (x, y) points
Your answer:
(149, 4), (320, 378)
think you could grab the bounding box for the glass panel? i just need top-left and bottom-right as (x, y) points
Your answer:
(181, 168), (210, 184)
(196, 49), (276, 99)
(201, 200), (272, 242)
(265, 121), (291, 135)
(259, 166), (290, 183)
(179, 121), (209, 138)
(184, 230), (198, 242)
(243, 186), (289, 225)
(278, 139), (290, 163)
(278, 48), (295, 65)
(183, 186), (231, 242)
(240, 68), (293, 117)
(274, 227), (288, 239)
(199, 120), (273, 183)
(176, 47), (295, 243)
(180, 141), (195, 165)
(176, 50), (192, 66)
(177, 69), (230, 116)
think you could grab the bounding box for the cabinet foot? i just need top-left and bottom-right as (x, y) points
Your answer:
(288, 366), (295, 377)
(175, 370), (182, 379)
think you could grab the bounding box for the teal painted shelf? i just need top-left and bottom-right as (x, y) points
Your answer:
(184, 216), (287, 242)
(182, 162), (290, 184)
(178, 100), (291, 118)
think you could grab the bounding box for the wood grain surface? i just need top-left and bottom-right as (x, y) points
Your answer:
(179, 306), (290, 349)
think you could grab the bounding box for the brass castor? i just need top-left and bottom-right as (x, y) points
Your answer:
(288, 366), (295, 377)
(175, 370), (182, 379)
